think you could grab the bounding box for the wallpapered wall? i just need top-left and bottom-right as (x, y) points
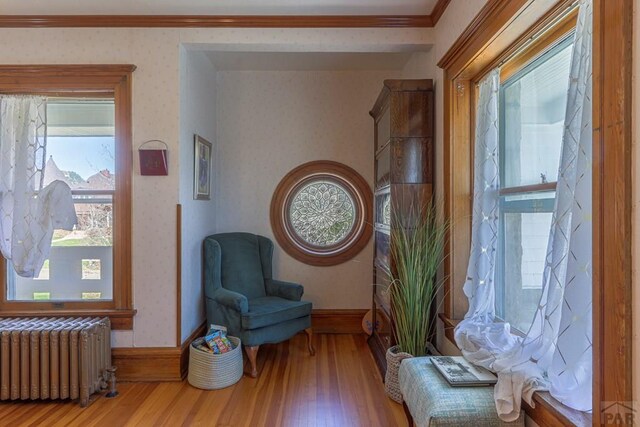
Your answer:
(179, 50), (218, 343)
(422, 0), (491, 359)
(0, 27), (433, 347)
(215, 70), (393, 309)
(212, 55), (433, 310)
(431, 0), (489, 323)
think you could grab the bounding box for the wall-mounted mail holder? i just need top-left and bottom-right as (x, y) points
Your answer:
(139, 140), (168, 176)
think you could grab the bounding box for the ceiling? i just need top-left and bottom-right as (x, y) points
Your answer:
(204, 51), (418, 71)
(0, 0), (439, 16)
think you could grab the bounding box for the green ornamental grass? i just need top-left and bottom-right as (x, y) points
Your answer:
(382, 201), (448, 357)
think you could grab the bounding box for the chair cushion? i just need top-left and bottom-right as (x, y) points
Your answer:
(399, 357), (525, 426)
(240, 316), (312, 347)
(215, 233), (267, 300)
(242, 296), (312, 330)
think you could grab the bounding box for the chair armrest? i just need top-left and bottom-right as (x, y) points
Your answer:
(212, 288), (248, 314)
(266, 279), (303, 301)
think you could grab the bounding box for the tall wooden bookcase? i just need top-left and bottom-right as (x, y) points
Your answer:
(367, 79), (434, 375)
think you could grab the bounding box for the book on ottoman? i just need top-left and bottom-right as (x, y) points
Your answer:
(430, 356), (497, 387)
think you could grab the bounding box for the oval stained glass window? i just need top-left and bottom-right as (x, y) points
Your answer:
(270, 161), (373, 266)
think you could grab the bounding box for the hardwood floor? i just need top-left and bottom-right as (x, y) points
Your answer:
(0, 334), (406, 427)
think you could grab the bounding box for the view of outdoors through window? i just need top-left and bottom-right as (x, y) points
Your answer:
(8, 99), (115, 301)
(496, 37), (573, 333)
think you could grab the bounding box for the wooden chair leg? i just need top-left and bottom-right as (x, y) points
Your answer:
(245, 345), (259, 378)
(305, 328), (315, 356)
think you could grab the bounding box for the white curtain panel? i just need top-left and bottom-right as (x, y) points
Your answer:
(454, 69), (521, 369)
(455, 0), (593, 421)
(0, 96), (77, 277)
(545, 1), (593, 409)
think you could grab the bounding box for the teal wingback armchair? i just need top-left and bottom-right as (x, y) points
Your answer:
(204, 232), (315, 377)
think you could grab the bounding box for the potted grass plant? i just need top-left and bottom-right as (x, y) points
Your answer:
(381, 201), (448, 403)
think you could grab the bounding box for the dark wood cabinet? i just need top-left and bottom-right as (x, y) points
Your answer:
(367, 79), (434, 375)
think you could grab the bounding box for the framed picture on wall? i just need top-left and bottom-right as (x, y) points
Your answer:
(193, 135), (212, 200)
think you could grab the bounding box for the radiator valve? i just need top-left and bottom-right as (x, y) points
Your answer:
(105, 366), (119, 398)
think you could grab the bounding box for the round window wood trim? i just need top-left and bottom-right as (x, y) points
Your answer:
(270, 161), (373, 267)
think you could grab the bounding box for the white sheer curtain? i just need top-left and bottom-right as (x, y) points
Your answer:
(454, 69), (521, 368)
(0, 96), (77, 277)
(455, 0), (593, 421)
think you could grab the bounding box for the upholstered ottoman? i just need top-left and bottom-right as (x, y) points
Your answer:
(399, 357), (525, 427)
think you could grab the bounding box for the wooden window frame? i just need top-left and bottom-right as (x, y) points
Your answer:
(270, 160), (373, 267)
(0, 65), (136, 330)
(438, 0), (633, 425)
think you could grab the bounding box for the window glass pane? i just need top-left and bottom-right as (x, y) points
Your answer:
(497, 210), (552, 332)
(82, 259), (102, 280)
(377, 107), (390, 150)
(496, 192), (555, 333)
(502, 39), (572, 188)
(375, 190), (391, 228)
(497, 38), (573, 333)
(376, 144), (390, 188)
(288, 180), (356, 247)
(7, 99), (114, 302)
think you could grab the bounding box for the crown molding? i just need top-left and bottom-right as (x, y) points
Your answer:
(0, 14), (439, 28)
(429, 0), (451, 26)
(437, 0), (526, 71)
(0, 64), (136, 76)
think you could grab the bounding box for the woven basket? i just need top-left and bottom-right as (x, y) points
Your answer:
(187, 336), (243, 390)
(384, 345), (413, 403)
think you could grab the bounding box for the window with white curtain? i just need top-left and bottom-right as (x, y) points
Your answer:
(495, 36), (573, 333)
(6, 98), (115, 302)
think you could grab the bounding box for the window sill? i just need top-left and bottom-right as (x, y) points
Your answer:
(0, 308), (136, 330)
(438, 312), (459, 343)
(525, 391), (591, 427)
(437, 314), (591, 427)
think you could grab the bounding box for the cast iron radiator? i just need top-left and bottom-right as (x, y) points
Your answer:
(0, 317), (111, 407)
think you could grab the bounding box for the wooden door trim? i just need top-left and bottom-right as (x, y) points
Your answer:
(591, 0), (634, 423)
(176, 204), (182, 347)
